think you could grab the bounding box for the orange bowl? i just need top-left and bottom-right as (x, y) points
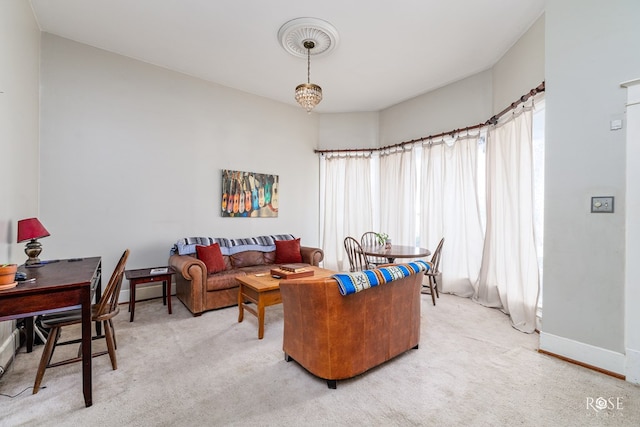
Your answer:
(0, 264), (18, 286)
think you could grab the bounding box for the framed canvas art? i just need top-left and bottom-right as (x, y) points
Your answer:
(221, 169), (279, 217)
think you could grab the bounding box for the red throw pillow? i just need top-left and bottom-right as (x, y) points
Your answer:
(275, 238), (302, 264)
(196, 243), (225, 273)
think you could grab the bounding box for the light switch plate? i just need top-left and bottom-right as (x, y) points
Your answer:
(610, 119), (623, 130)
(591, 196), (614, 213)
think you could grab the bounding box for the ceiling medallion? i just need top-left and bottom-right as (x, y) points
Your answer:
(278, 17), (339, 58)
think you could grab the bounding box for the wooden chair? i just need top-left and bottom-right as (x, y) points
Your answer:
(33, 249), (130, 393)
(343, 237), (371, 272)
(422, 238), (443, 305)
(360, 232), (388, 266)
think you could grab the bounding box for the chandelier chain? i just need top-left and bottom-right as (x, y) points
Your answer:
(307, 46), (311, 84)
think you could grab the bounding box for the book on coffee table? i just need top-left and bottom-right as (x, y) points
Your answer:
(280, 263), (309, 273)
(270, 267), (314, 279)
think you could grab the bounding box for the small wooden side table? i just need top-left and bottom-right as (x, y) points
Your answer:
(124, 266), (175, 322)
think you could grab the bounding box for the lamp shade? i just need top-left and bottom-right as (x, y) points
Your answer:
(17, 218), (50, 243)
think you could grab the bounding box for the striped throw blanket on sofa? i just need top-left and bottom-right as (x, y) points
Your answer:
(170, 234), (296, 256)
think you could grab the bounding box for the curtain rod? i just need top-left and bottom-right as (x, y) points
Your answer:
(314, 81), (545, 155)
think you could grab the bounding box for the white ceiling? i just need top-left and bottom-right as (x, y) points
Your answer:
(29, 0), (545, 113)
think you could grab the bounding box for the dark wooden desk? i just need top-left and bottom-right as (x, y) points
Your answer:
(125, 267), (175, 322)
(361, 245), (431, 263)
(22, 264), (103, 354)
(0, 257), (102, 407)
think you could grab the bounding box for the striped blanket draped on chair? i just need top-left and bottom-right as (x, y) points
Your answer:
(332, 260), (430, 296)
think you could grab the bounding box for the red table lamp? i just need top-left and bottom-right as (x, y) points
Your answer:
(17, 218), (51, 266)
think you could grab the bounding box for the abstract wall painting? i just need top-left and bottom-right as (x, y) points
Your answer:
(221, 169), (279, 218)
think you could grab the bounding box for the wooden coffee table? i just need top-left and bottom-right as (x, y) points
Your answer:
(237, 266), (335, 339)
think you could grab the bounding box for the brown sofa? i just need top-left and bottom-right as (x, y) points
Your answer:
(168, 235), (323, 316)
(280, 262), (426, 388)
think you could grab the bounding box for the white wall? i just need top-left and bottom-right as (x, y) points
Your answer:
(39, 34), (321, 302)
(0, 1), (40, 263)
(379, 70), (493, 146)
(541, 0), (640, 377)
(492, 14), (545, 112)
(0, 0), (41, 374)
(318, 112), (379, 150)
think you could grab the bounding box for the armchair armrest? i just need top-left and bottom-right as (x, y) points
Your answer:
(169, 254), (207, 280)
(168, 254), (207, 315)
(300, 246), (324, 266)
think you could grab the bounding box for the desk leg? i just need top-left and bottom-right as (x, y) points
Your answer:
(26, 317), (34, 353)
(81, 286), (93, 407)
(95, 277), (102, 336)
(129, 281), (136, 322)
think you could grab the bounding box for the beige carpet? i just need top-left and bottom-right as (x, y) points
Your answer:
(1, 293), (638, 426)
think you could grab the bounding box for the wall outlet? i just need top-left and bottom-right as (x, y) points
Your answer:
(591, 196), (614, 213)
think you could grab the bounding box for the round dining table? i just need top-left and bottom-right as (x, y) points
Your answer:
(361, 245), (431, 264)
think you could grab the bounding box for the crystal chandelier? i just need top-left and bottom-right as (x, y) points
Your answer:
(295, 41), (322, 113)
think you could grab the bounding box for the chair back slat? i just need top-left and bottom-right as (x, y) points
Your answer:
(344, 237), (369, 272)
(96, 249), (130, 317)
(430, 238), (444, 274)
(360, 232), (388, 266)
(422, 238), (444, 305)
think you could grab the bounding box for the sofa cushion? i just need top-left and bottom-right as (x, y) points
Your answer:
(275, 238), (302, 263)
(206, 269), (246, 291)
(196, 244), (226, 273)
(263, 250), (276, 264)
(231, 250), (265, 268)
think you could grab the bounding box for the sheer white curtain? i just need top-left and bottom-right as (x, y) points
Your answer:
(319, 154), (374, 271)
(379, 147), (417, 246)
(419, 135), (484, 297)
(474, 107), (540, 333)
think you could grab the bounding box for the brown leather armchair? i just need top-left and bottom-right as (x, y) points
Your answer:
(280, 266), (423, 388)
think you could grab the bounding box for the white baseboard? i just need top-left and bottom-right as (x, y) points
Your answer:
(539, 331), (625, 376)
(625, 348), (640, 384)
(0, 328), (20, 377)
